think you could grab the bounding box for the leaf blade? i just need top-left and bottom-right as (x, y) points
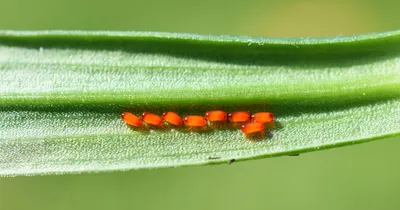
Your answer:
(0, 30), (399, 176)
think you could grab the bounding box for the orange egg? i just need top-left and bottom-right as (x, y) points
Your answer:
(241, 122), (264, 135)
(121, 112), (143, 127)
(142, 112), (164, 127)
(251, 112), (274, 123)
(162, 112), (183, 126)
(205, 110), (227, 122)
(183, 115), (207, 127)
(228, 111), (250, 123)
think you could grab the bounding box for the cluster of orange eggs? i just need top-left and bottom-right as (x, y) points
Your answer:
(121, 110), (274, 136)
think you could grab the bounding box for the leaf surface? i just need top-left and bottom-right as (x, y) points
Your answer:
(0, 31), (399, 176)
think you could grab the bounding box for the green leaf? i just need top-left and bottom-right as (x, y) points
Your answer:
(0, 30), (399, 176)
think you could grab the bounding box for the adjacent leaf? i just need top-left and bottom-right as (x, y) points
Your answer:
(0, 31), (399, 176)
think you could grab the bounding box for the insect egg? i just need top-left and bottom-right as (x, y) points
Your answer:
(121, 112), (143, 127)
(142, 112), (164, 127)
(183, 115), (207, 127)
(228, 111), (250, 123)
(241, 121), (265, 135)
(251, 112), (275, 123)
(205, 110), (227, 122)
(162, 112), (183, 126)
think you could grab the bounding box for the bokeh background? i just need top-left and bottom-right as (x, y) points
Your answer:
(1, 0), (399, 209)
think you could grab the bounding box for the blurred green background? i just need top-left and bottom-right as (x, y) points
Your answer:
(1, 0), (399, 209)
